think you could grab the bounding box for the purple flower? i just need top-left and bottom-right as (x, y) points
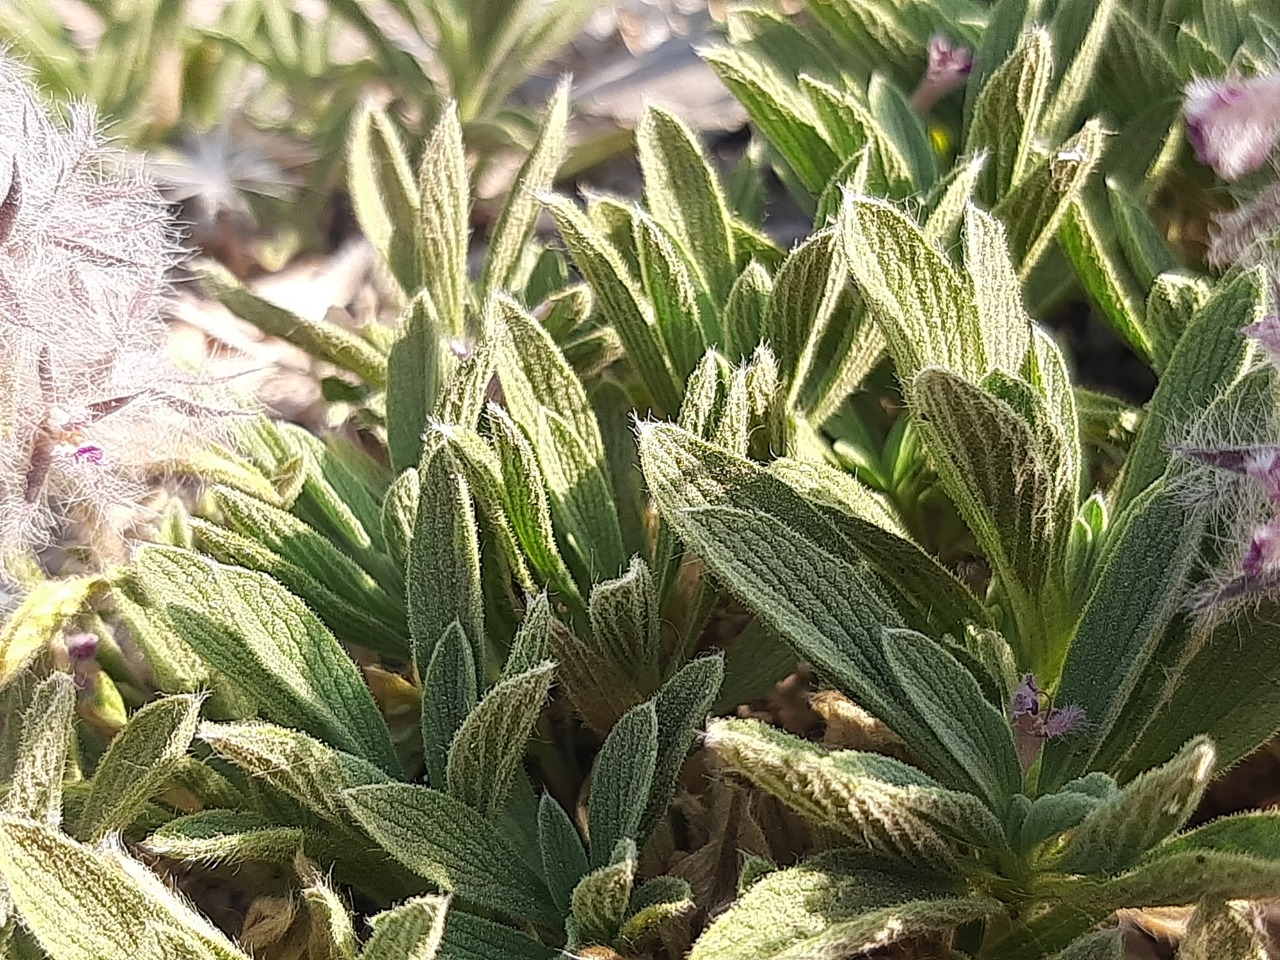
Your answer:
(1185, 72), (1280, 180)
(1038, 704), (1087, 738)
(1243, 516), (1280, 578)
(910, 35), (974, 113)
(63, 631), (99, 662)
(1010, 673), (1042, 718)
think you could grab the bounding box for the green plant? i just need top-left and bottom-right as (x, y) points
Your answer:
(7, 2), (1280, 958)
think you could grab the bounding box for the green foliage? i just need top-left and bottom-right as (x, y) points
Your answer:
(9, 2), (1280, 957)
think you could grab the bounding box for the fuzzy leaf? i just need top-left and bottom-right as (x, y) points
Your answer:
(966, 28), (1052, 200)
(619, 875), (694, 943)
(688, 850), (992, 960)
(994, 120), (1107, 278)
(571, 841), (636, 946)
(344, 784), (560, 926)
(80, 695), (203, 841)
(839, 194), (983, 380)
(417, 102), (469, 336)
(491, 295), (626, 578)
(588, 702), (658, 868)
(144, 811), (305, 866)
(381, 468), (419, 571)
(409, 441), (486, 694)
(723, 261), (772, 363)
(706, 718), (1008, 870)
(349, 106), (420, 294)
(589, 558), (661, 695)
(438, 911), (558, 960)
(387, 292), (448, 473)
(0, 578), (99, 691)
(135, 548), (400, 776)
(209, 486), (405, 637)
(0, 814), (250, 960)
(197, 261), (387, 386)
(362, 895), (448, 960)
(199, 721), (390, 824)
(482, 81), (569, 298)
(421, 621), (478, 790)
(765, 230), (841, 387)
(544, 196), (681, 412)
(6, 674), (75, 826)
(1116, 268), (1263, 510)
(1055, 929), (1125, 959)
(1041, 481), (1203, 786)
(633, 211), (707, 383)
(638, 105), (736, 302)
(637, 423), (1011, 800)
(963, 206), (1032, 374)
(1058, 198), (1151, 361)
(1055, 737), (1214, 875)
(486, 408), (578, 600)
(446, 662), (555, 819)
(539, 792), (589, 914)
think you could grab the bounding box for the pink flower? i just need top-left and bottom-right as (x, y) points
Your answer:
(1185, 72), (1280, 180)
(1243, 515), (1280, 578)
(910, 35), (974, 113)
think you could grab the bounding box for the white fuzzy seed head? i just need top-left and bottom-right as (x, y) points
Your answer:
(0, 55), (240, 563)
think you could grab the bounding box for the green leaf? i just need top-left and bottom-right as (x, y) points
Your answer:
(0, 579), (99, 691)
(349, 105), (420, 295)
(543, 195), (681, 413)
(446, 662), (555, 819)
(344, 784), (560, 926)
(80, 695), (203, 841)
(387, 291), (449, 473)
(492, 295), (626, 579)
(641, 655), (725, 841)
(144, 811), (305, 866)
(135, 547), (401, 776)
(723, 260), (773, 363)
(486, 408), (579, 601)
(199, 721), (390, 824)
(966, 28), (1052, 201)
(6, 674), (75, 826)
(688, 850), (992, 960)
(637, 104), (737, 302)
(867, 72), (936, 190)
(0, 814), (252, 960)
(1143, 271), (1211, 371)
(637, 423), (1010, 800)
(632, 211), (708, 384)
(196, 261), (387, 386)
(765, 230), (841, 387)
(588, 558), (661, 696)
(1055, 737), (1215, 874)
(438, 911), (558, 960)
(994, 119), (1107, 278)
(421, 621), (478, 790)
(619, 874), (693, 943)
(1107, 181), (1177, 292)
(882, 629), (1022, 811)
(381, 467), (420, 571)
(588, 702), (658, 868)
(539, 792), (589, 914)
(417, 101), (470, 336)
(409, 441), (486, 693)
(962, 205), (1032, 374)
(1057, 198), (1151, 361)
(1040, 480), (1203, 787)
(299, 856), (359, 960)
(208, 486), (406, 638)
(706, 718), (1009, 871)
(570, 840), (636, 947)
(771, 458), (987, 639)
(1116, 268), (1263, 510)
(362, 895), (448, 960)
(909, 367), (1074, 674)
(481, 80), (569, 299)
(702, 47), (839, 199)
(839, 195), (983, 381)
